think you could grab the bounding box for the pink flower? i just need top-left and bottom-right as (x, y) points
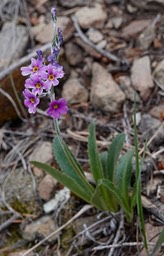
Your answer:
(23, 89), (40, 114)
(21, 57), (46, 78)
(25, 75), (45, 95)
(41, 64), (64, 90)
(47, 98), (68, 119)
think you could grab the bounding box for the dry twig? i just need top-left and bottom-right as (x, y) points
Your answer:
(71, 15), (121, 64)
(0, 43), (51, 81)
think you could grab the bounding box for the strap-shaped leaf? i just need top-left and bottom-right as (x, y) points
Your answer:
(88, 122), (104, 184)
(53, 136), (94, 197)
(106, 133), (125, 182)
(32, 161), (91, 203)
(91, 179), (121, 212)
(99, 151), (108, 177)
(116, 150), (134, 207)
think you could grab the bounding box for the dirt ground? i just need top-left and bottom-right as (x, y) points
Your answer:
(0, 0), (164, 255)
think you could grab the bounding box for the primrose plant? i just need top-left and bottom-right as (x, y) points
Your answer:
(21, 8), (136, 223)
(21, 7), (68, 119)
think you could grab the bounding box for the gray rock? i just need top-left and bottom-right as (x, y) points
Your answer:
(131, 56), (154, 100)
(75, 4), (107, 29)
(149, 103), (164, 120)
(122, 20), (151, 38)
(36, 17), (74, 43)
(22, 216), (57, 241)
(111, 17), (123, 29)
(58, 16), (75, 42)
(29, 141), (53, 163)
(87, 28), (103, 43)
(119, 75), (140, 102)
(65, 42), (84, 66)
(90, 63), (125, 113)
(38, 174), (57, 201)
(138, 25), (155, 50)
(139, 114), (161, 139)
(0, 22), (29, 70)
(0, 168), (38, 214)
(62, 78), (88, 103)
(35, 21), (53, 44)
(153, 60), (164, 90)
(96, 39), (107, 49)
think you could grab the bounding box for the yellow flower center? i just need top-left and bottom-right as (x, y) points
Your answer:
(53, 104), (58, 109)
(33, 66), (38, 72)
(30, 98), (35, 103)
(48, 74), (54, 80)
(36, 83), (41, 88)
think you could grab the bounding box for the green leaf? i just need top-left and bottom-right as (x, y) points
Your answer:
(151, 229), (164, 256)
(53, 136), (94, 197)
(99, 151), (108, 177)
(91, 179), (121, 212)
(88, 122), (104, 184)
(106, 133), (125, 182)
(31, 161), (91, 203)
(116, 150), (134, 207)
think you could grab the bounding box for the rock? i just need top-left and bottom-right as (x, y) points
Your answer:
(22, 216), (57, 241)
(35, 21), (53, 44)
(149, 103), (164, 120)
(38, 174), (57, 201)
(122, 20), (151, 38)
(29, 141), (53, 163)
(153, 60), (164, 90)
(138, 25), (155, 50)
(131, 56), (154, 100)
(90, 63), (125, 112)
(32, 166), (44, 178)
(112, 17), (123, 29)
(62, 78), (88, 103)
(96, 40), (107, 49)
(118, 76), (140, 102)
(86, 28), (103, 43)
(0, 168), (39, 214)
(65, 42), (83, 66)
(36, 17), (74, 43)
(43, 187), (70, 213)
(31, 22), (45, 37)
(139, 114), (161, 139)
(58, 16), (75, 42)
(0, 22), (29, 70)
(75, 4), (107, 29)
(0, 67), (26, 126)
(127, 4), (138, 13)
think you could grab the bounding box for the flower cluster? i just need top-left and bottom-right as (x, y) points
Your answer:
(21, 8), (68, 119)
